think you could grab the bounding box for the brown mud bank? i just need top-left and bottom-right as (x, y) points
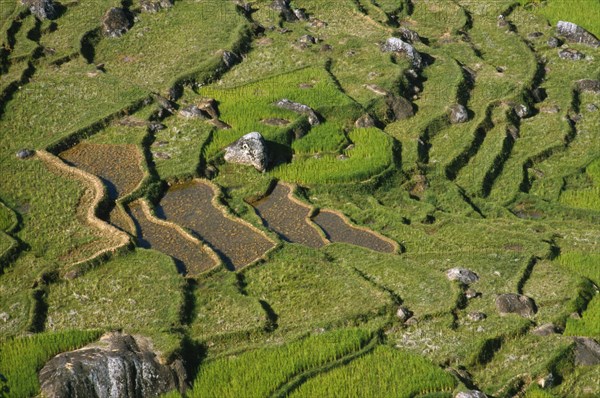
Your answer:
(157, 180), (275, 270)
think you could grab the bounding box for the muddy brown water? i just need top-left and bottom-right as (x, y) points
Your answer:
(128, 203), (217, 275)
(252, 184), (325, 249)
(60, 143), (144, 200)
(312, 210), (396, 253)
(157, 180), (275, 270)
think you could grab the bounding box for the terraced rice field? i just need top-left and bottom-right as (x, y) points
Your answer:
(313, 209), (397, 253)
(157, 180), (275, 269)
(128, 201), (218, 275)
(59, 143), (144, 200)
(252, 183), (325, 248)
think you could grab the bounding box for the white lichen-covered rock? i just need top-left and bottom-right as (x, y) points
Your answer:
(224, 132), (269, 172)
(39, 332), (184, 398)
(448, 104), (469, 123)
(456, 391), (488, 398)
(557, 21), (600, 47)
(446, 268), (479, 284)
(22, 0), (56, 20)
(381, 37), (423, 69)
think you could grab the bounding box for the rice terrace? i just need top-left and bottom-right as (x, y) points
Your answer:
(0, 0), (599, 396)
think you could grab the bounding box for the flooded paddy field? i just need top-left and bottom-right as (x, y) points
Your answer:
(60, 143), (145, 200)
(312, 210), (396, 253)
(157, 180), (275, 269)
(128, 202), (218, 275)
(252, 184), (326, 249)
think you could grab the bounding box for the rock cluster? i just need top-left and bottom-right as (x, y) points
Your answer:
(556, 21), (600, 47)
(224, 132), (269, 172)
(22, 0), (56, 20)
(39, 332), (184, 398)
(381, 37), (423, 69)
(140, 0), (173, 13)
(558, 48), (585, 61)
(102, 8), (132, 38)
(272, 0), (306, 22)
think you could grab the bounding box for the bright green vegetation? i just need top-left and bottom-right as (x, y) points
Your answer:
(189, 329), (373, 398)
(1, 0), (600, 397)
(290, 345), (456, 398)
(0, 329), (102, 397)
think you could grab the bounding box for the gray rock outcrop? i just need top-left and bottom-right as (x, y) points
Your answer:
(354, 114), (376, 128)
(448, 104), (469, 124)
(224, 132), (269, 172)
(576, 79), (600, 94)
(102, 8), (132, 38)
(495, 293), (537, 317)
(274, 99), (320, 126)
(574, 337), (600, 366)
(22, 0), (56, 20)
(140, 0), (173, 13)
(446, 268), (479, 284)
(385, 94), (414, 120)
(272, 0), (298, 22)
(547, 36), (561, 48)
(39, 332), (184, 398)
(381, 37), (423, 69)
(557, 21), (600, 47)
(558, 48), (585, 60)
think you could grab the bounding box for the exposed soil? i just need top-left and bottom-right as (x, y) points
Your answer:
(60, 143), (144, 200)
(157, 180), (275, 269)
(128, 202), (217, 275)
(252, 184), (325, 249)
(312, 210), (396, 253)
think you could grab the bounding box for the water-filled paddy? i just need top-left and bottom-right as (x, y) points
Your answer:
(129, 202), (218, 275)
(157, 180), (275, 269)
(60, 143), (144, 200)
(252, 184), (325, 249)
(313, 210), (396, 253)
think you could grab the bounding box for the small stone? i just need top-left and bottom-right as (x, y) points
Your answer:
(101, 8), (132, 38)
(514, 104), (530, 118)
(398, 26), (421, 43)
(381, 37), (422, 69)
(204, 165), (217, 179)
(309, 18), (327, 28)
(456, 390), (488, 398)
(541, 105), (560, 114)
(354, 114), (376, 128)
(448, 104), (469, 123)
(468, 312), (486, 321)
(532, 323), (562, 336)
(179, 105), (208, 119)
(396, 306), (413, 322)
(274, 99), (320, 126)
(547, 36), (561, 48)
(586, 103), (598, 112)
(153, 152), (171, 160)
(558, 48), (585, 61)
(221, 50), (240, 68)
(404, 317), (418, 326)
(537, 373), (555, 389)
(320, 44), (332, 52)
(0, 312), (9, 322)
(208, 119), (232, 130)
(224, 132), (269, 172)
(261, 118), (290, 126)
(16, 149), (34, 159)
(140, 0), (173, 13)
(148, 122), (166, 133)
(507, 125), (520, 140)
(337, 154), (348, 161)
(293, 8), (308, 21)
(495, 293), (537, 317)
(528, 31), (544, 39)
(532, 87), (547, 102)
(465, 288), (479, 299)
(446, 268), (479, 284)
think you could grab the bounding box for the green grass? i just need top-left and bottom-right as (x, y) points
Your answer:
(560, 158), (600, 211)
(0, 329), (102, 398)
(520, 0), (600, 37)
(189, 329), (373, 398)
(556, 252), (600, 285)
(290, 345), (456, 398)
(45, 249), (185, 355)
(564, 294), (600, 338)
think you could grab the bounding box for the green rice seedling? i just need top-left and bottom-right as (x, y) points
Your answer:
(271, 127), (393, 184)
(560, 158), (600, 211)
(524, 385), (558, 398)
(564, 294), (600, 338)
(557, 252), (600, 285)
(188, 328), (373, 398)
(290, 345), (456, 398)
(520, 0), (600, 37)
(8, 13), (37, 61)
(0, 329), (102, 398)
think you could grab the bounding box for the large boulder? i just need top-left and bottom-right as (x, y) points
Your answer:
(556, 21), (600, 47)
(39, 332), (184, 398)
(574, 337), (600, 366)
(446, 268), (479, 284)
(274, 99), (320, 126)
(495, 293), (537, 317)
(22, 0), (56, 20)
(448, 104), (469, 124)
(576, 79), (600, 94)
(224, 132), (269, 172)
(385, 94), (414, 120)
(102, 8), (132, 38)
(381, 37), (423, 69)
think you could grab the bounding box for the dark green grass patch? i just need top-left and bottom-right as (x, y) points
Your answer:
(0, 329), (102, 398)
